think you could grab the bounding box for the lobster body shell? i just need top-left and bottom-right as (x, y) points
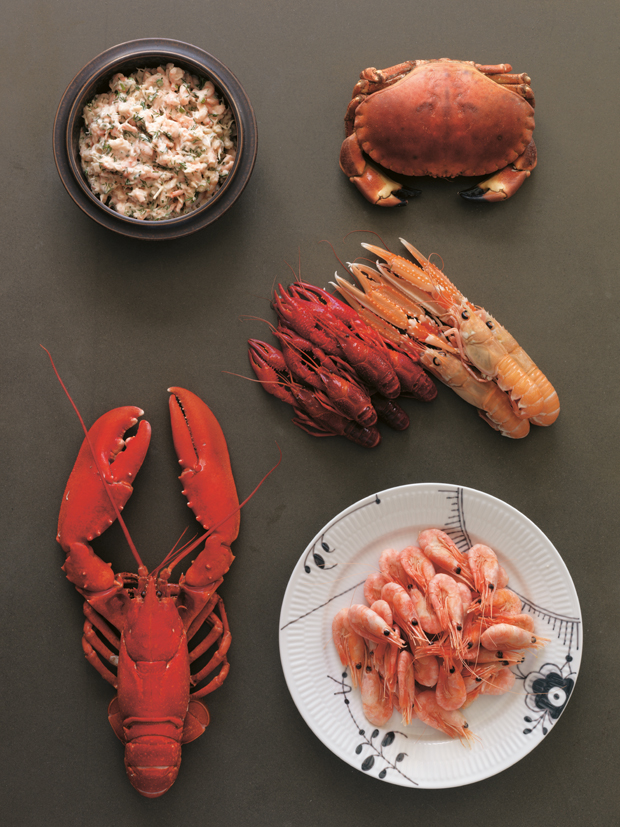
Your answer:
(109, 579), (191, 797)
(57, 388), (238, 797)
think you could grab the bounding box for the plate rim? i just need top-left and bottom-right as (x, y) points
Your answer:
(279, 482), (582, 788)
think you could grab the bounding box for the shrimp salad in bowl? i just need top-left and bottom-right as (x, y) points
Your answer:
(79, 63), (237, 220)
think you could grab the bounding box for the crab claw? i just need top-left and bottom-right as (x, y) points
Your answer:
(57, 406), (151, 591)
(460, 139), (537, 202)
(168, 388), (239, 589)
(340, 133), (420, 206)
(460, 168), (530, 202)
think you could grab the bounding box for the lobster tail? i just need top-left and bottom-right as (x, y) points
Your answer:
(124, 737), (181, 798)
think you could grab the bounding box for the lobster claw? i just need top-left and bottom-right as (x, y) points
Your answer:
(57, 407), (151, 591)
(168, 388), (239, 589)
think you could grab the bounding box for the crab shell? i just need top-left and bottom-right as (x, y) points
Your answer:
(353, 60), (534, 179)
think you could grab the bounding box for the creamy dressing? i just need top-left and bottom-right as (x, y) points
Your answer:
(79, 64), (236, 220)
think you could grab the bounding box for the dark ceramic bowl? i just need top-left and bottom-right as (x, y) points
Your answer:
(53, 39), (258, 240)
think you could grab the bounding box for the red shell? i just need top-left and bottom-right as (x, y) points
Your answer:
(354, 61), (535, 178)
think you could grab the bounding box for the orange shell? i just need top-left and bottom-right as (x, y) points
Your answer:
(354, 61), (535, 178)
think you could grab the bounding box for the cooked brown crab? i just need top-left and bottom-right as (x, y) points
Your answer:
(339, 58), (537, 205)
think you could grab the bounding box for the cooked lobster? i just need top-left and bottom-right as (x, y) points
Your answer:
(56, 386), (242, 798)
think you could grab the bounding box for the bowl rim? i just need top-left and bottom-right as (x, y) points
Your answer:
(53, 38), (258, 240)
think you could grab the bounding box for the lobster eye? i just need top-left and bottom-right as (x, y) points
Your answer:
(461, 310), (469, 320)
(486, 320), (494, 329)
(156, 591), (162, 598)
(433, 357), (440, 366)
(141, 591), (146, 598)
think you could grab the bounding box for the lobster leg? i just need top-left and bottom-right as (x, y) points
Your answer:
(82, 603), (119, 687)
(168, 388), (240, 624)
(189, 599), (232, 700)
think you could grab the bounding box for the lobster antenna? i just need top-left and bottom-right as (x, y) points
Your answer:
(151, 444), (282, 578)
(41, 346), (144, 569)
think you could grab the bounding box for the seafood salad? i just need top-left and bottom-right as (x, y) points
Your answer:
(79, 64), (237, 220)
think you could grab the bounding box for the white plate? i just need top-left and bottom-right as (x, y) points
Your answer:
(279, 483), (582, 788)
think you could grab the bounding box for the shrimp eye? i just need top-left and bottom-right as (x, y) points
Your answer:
(489, 583), (494, 590)
(366, 666), (372, 673)
(496, 651), (503, 658)
(411, 620), (418, 627)
(467, 641), (473, 649)
(486, 320), (494, 329)
(450, 666), (456, 674)
(461, 310), (469, 320)
(433, 357), (440, 366)
(356, 663), (362, 670)
(475, 677), (482, 682)
(502, 660), (509, 666)
(456, 625), (462, 631)
(383, 629), (391, 636)
(463, 723), (469, 729)
(407, 584), (413, 590)
(454, 566), (461, 574)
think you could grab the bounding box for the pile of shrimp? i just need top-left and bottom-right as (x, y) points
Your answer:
(332, 529), (546, 742)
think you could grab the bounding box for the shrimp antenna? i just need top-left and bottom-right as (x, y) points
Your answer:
(343, 229), (393, 253)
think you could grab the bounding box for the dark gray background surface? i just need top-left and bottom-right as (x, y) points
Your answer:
(2, 1), (618, 825)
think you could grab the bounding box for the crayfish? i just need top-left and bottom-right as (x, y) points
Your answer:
(55, 382), (244, 797)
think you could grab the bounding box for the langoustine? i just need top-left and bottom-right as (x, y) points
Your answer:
(333, 237), (559, 437)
